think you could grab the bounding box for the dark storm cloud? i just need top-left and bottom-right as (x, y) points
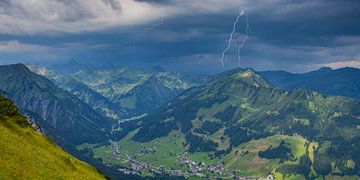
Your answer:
(0, 0), (360, 73)
(124, 0), (360, 72)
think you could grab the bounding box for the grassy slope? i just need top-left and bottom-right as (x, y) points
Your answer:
(0, 95), (104, 179)
(222, 135), (307, 176)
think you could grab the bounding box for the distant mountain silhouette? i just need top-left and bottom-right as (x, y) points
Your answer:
(260, 67), (360, 99)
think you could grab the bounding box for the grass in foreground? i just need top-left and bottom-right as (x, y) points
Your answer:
(0, 95), (104, 179)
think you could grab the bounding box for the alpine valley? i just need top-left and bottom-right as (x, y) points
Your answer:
(89, 68), (360, 179)
(2, 1), (360, 179)
(3, 62), (358, 179)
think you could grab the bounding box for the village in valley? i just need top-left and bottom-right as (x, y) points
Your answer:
(108, 140), (273, 179)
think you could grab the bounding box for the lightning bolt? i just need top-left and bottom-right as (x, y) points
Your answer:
(220, 11), (244, 67)
(132, 16), (164, 59)
(237, 13), (249, 67)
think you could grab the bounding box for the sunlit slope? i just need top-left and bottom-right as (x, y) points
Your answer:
(0, 95), (104, 179)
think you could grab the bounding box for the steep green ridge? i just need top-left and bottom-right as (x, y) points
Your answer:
(0, 64), (111, 147)
(260, 67), (360, 99)
(0, 95), (104, 179)
(93, 68), (360, 178)
(135, 68), (360, 145)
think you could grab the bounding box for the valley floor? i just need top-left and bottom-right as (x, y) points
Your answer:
(79, 129), (344, 179)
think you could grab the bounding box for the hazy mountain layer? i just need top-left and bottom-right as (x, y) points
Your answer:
(28, 64), (207, 117)
(26, 64), (127, 120)
(260, 67), (360, 99)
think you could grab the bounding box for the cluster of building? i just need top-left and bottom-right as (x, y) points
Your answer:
(178, 156), (234, 177)
(109, 141), (147, 175)
(130, 160), (150, 173)
(179, 156), (206, 173)
(118, 168), (136, 175)
(138, 146), (157, 154)
(178, 156), (259, 179)
(208, 163), (226, 174)
(166, 169), (185, 176)
(109, 143), (268, 179)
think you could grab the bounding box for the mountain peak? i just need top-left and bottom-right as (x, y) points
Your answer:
(234, 69), (256, 78)
(229, 69), (269, 88)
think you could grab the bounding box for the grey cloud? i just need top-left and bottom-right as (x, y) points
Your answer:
(1, 0), (360, 73)
(101, 0), (122, 10)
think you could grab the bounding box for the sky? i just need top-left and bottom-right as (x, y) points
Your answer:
(0, 0), (360, 74)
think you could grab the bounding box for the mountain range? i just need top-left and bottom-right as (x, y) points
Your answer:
(94, 68), (360, 179)
(26, 64), (128, 120)
(27, 63), (208, 118)
(4, 63), (360, 179)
